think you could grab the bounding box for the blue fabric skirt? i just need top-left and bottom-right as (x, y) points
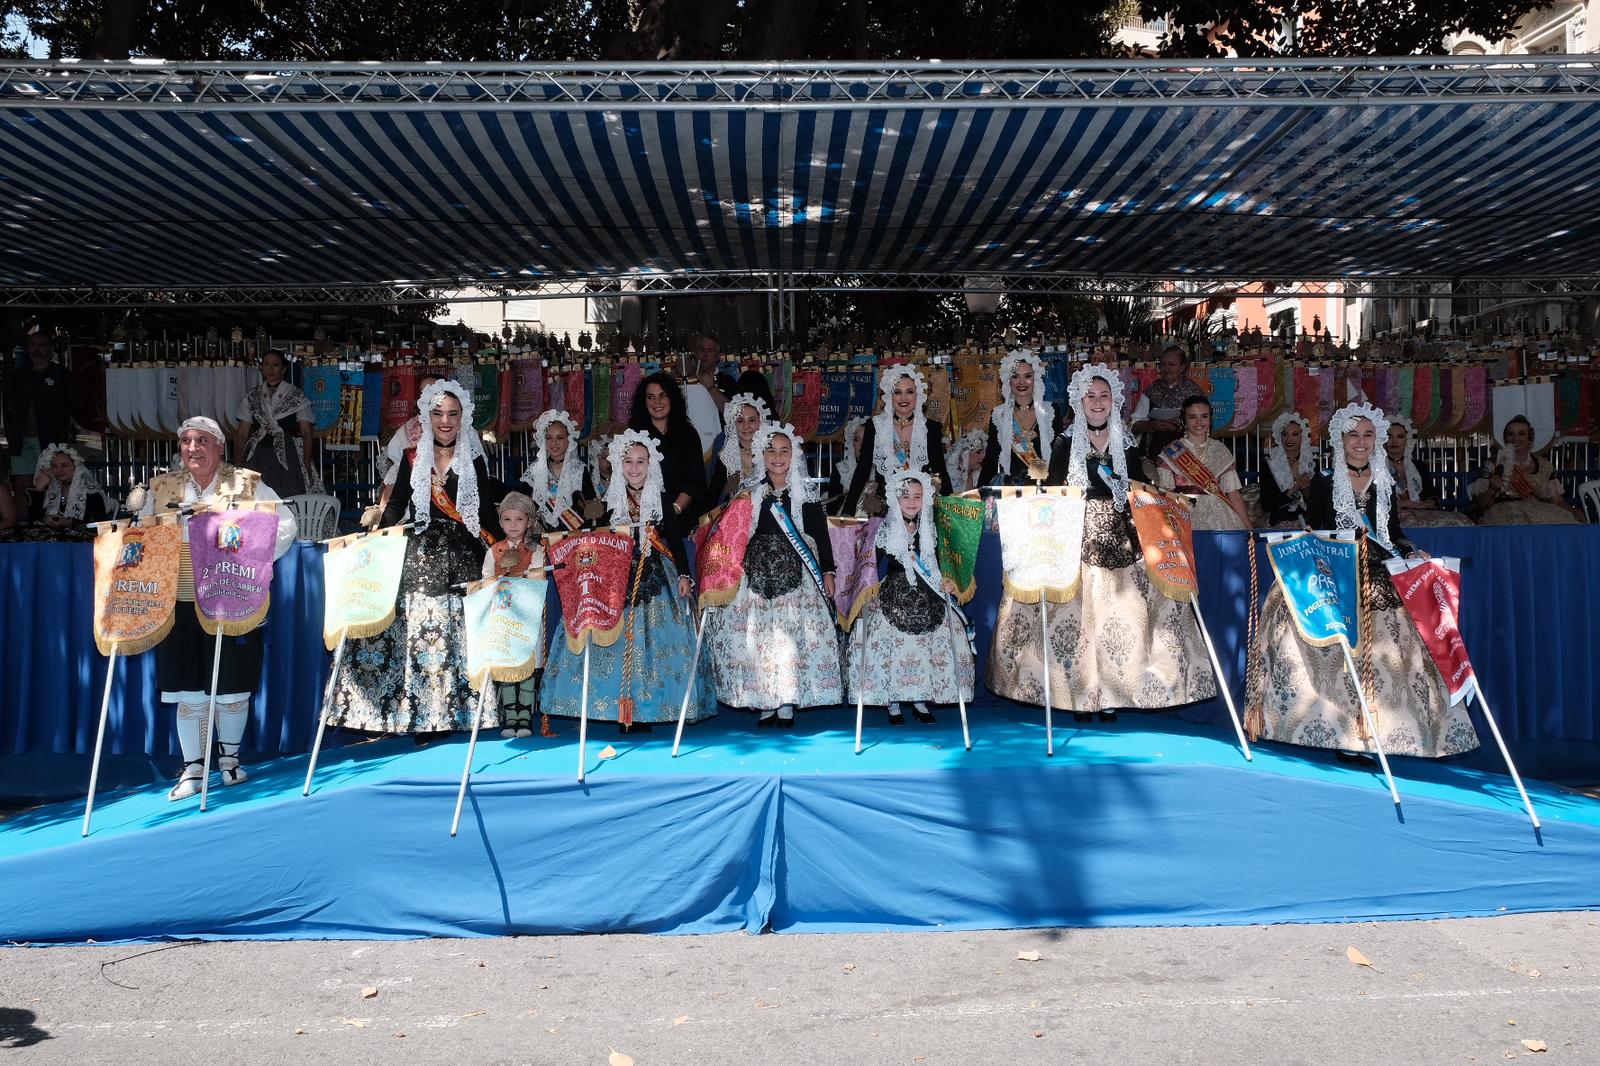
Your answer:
(544, 551), (716, 724)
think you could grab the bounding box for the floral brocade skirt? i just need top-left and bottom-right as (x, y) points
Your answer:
(846, 576), (974, 705)
(984, 497), (1215, 713)
(706, 546), (843, 711)
(1253, 585), (1479, 758)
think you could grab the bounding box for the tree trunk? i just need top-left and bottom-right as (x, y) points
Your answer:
(87, 0), (142, 59)
(755, 0), (822, 60)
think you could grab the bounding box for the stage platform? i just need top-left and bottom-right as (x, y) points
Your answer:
(2, 700), (1596, 945)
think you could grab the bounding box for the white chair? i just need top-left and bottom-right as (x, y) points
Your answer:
(284, 493), (340, 541)
(1577, 479), (1600, 524)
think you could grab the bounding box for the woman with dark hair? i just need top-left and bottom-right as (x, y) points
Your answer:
(1467, 414), (1583, 525)
(630, 371), (705, 522)
(233, 348), (319, 498)
(1153, 395), (1252, 531)
(1386, 417), (1472, 528)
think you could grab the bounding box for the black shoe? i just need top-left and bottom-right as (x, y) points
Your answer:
(619, 722), (653, 734)
(912, 705), (935, 724)
(1336, 749), (1377, 767)
(757, 714), (778, 730)
(1098, 710), (1118, 723)
(1073, 711), (1093, 723)
(888, 709), (906, 726)
(778, 717), (795, 730)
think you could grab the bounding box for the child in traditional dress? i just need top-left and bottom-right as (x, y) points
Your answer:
(846, 470), (975, 725)
(482, 492), (545, 738)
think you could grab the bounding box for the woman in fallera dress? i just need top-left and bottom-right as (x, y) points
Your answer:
(1154, 394), (1253, 531)
(978, 349), (1056, 488)
(1259, 411), (1315, 528)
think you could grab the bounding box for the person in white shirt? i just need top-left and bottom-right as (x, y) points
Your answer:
(137, 416), (297, 800)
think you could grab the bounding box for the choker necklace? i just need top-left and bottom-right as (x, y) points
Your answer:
(434, 440), (455, 450)
(1346, 463), (1370, 474)
(893, 413), (914, 426)
(1087, 421), (1108, 432)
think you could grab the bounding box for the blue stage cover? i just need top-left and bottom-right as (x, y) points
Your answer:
(2, 527), (1596, 773)
(2, 705), (1596, 944)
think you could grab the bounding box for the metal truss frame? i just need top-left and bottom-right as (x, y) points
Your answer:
(3, 57), (1600, 112)
(6, 273), (1600, 309)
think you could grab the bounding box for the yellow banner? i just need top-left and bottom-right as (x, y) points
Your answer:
(93, 520), (181, 656)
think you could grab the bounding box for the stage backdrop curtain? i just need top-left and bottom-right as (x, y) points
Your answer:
(2, 527), (1597, 758)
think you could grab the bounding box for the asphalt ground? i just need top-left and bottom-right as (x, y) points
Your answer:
(2, 913), (1597, 1065)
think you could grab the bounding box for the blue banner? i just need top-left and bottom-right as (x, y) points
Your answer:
(817, 368), (853, 439)
(846, 368), (876, 420)
(1043, 353), (1070, 411)
(463, 574), (549, 688)
(1207, 366), (1236, 432)
(1264, 531), (1361, 650)
(361, 365), (383, 439)
(302, 364), (343, 435)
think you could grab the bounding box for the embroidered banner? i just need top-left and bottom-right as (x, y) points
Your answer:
(1227, 365), (1258, 432)
(361, 365), (384, 439)
(509, 359), (542, 431)
(1460, 365), (1489, 436)
(827, 515), (883, 629)
(93, 520), (181, 656)
(546, 368), (566, 423)
(381, 362), (418, 436)
(1385, 556), (1476, 706)
(590, 361), (613, 438)
(1255, 356), (1278, 421)
(995, 487), (1085, 604)
(789, 369), (823, 439)
(1263, 530), (1361, 650)
(564, 368), (589, 438)
(189, 506), (281, 636)
(847, 367), (878, 422)
(611, 362), (641, 431)
(1129, 485), (1199, 602)
(934, 492), (985, 605)
(694, 496), (753, 608)
(321, 527), (409, 648)
(303, 364), (343, 436)
(463, 574), (548, 689)
(1206, 366), (1236, 432)
(469, 361), (500, 434)
(924, 365), (952, 431)
(548, 527), (635, 653)
(1377, 366), (1401, 420)
(816, 368), (853, 440)
(1410, 362), (1436, 434)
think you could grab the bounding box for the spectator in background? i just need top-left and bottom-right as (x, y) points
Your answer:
(5, 326), (75, 492)
(233, 349), (319, 498)
(1129, 344), (1192, 475)
(23, 444), (110, 540)
(683, 335), (730, 462)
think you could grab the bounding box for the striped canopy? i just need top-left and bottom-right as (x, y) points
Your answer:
(3, 60), (1599, 291)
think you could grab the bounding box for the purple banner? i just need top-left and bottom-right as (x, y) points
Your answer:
(188, 508), (281, 635)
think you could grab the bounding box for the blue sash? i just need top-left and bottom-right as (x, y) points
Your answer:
(769, 497), (828, 600)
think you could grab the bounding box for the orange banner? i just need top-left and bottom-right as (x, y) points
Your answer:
(1129, 484), (1199, 603)
(93, 521), (182, 656)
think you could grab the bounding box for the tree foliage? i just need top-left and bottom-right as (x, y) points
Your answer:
(1141, 0), (1552, 57)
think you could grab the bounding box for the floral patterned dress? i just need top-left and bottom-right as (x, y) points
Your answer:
(1253, 475), (1480, 757)
(326, 455), (503, 733)
(846, 548), (974, 705)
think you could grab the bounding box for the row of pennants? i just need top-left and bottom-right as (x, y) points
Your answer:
(99, 354), (1600, 447)
(91, 490), (1478, 712)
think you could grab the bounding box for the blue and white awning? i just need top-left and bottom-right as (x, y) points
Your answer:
(3, 59), (1599, 292)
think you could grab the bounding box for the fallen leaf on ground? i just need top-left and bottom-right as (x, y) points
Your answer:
(340, 1018), (368, 1029)
(293, 1028), (306, 1036)
(360, 987), (378, 999)
(1527, 968), (1542, 978)
(394, 1033), (406, 1039)
(1521, 1039), (1548, 1053)
(609, 1048), (635, 1066)
(599, 745), (618, 759)
(1508, 1020), (1517, 1026)
(1016, 950), (1043, 962)
(462, 1011), (487, 1019)
(1345, 946), (1376, 970)
(477, 960), (486, 968)
(1033, 1031), (1045, 1038)
(841, 963), (856, 972)
(673, 1015), (689, 1026)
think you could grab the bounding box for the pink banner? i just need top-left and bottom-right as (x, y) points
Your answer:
(612, 362), (642, 430)
(188, 508), (281, 635)
(828, 516), (883, 629)
(509, 360), (542, 431)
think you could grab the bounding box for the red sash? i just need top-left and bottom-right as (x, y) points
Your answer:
(431, 478), (495, 546)
(1507, 466), (1536, 500)
(1160, 440), (1229, 501)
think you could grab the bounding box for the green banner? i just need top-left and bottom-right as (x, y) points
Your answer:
(934, 493), (986, 605)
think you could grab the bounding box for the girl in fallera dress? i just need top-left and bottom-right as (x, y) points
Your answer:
(1154, 395), (1253, 531)
(846, 470), (975, 725)
(706, 423), (843, 730)
(978, 349), (1056, 488)
(946, 429), (989, 494)
(703, 392), (772, 516)
(985, 363), (1216, 721)
(1252, 402), (1480, 759)
(1467, 415), (1584, 525)
(1385, 416), (1473, 528)
(541, 430), (716, 732)
(1259, 412), (1315, 528)
(520, 409), (593, 533)
(482, 491), (546, 738)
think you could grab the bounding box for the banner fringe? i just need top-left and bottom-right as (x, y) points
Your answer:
(197, 596), (270, 637)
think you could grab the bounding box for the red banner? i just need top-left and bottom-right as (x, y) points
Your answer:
(381, 363), (418, 436)
(509, 359), (543, 431)
(694, 496), (753, 608)
(547, 528), (635, 653)
(1386, 557), (1476, 706)
(789, 369), (823, 439)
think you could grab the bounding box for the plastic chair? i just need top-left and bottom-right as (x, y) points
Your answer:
(284, 493), (340, 541)
(1577, 479), (1600, 524)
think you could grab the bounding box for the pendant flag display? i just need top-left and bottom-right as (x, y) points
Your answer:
(694, 496), (754, 608)
(1227, 365), (1258, 432)
(816, 368), (853, 439)
(546, 369), (566, 421)
(304, 364), (343, 436)
(847, 367), (877, 422)
(789, 368), (823, 439)
(509, 360), (543, 431)
(321, 527), (409, 648)
(1128, 485), (1199, 602)
(382, 364), (419, 435)
(612, 362), (642, 431)
(995, 487), (1086, 604)
(330, 365), (364, 448)
(1460, 365), (1489, 435)
(547, 527), (635, 652)
(92, 520), (182, 656)
(1263, 530), (1361, 650)
(563, 368), (588, 437)
(1377, 366), (1401, 420)
(470, 362), (500, 434)
(1206, 366), (1236, 431)
(463, 574), (549, 689)
(1385, 557), (1476, 705)
(590, 361), (613, 438)
(1255, 356), (1278, 420)
(361, 365), (384, 439)
(924, 366), (952, 432)
(188, 506), (281, 636)
(1043, 354), (1070, 412)
(934, 492), (985, 605)
(827, 516), (883, 629)
(1410, 363), (1435, 433)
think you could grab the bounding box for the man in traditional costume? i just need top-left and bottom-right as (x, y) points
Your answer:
(136, 416), (297, 800)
